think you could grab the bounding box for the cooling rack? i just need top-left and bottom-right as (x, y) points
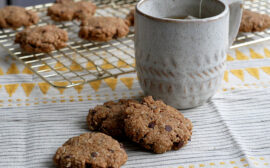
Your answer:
(0, 0), (269, 88)
(0, 0), (137, 88)
(231, 0), (270, 49)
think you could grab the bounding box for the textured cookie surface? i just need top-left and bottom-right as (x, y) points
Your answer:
(54, 132), (127, 168)
(15, 25), (68, 53)
(126, 9), (135, 26)
(47, 0), (96, 21)
(240, 9), (270, 32)
(0, 6), (39, 29)
(124, 96), (192, 154)
(87, 99), (138, 138)
(79, 17), (130, 42)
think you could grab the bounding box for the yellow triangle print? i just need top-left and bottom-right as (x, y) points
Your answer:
(246, 68), (260, 80)
(73, 81), (84, 94)
(104, 77), (118, 91)
(264, 48), (270, 58)
(101, 59), (114, 70)
(117, 60), (129, 68)
(235, 49), (249, 60)
(7, 63), (20, 74)
(223, 71), (229, 82)
(55, 62), (68, 71)
(89, 80), (102, 92)
(22, 67), (33, 74)
(226, 54), (234, 61)
(54, 81), (69, 94)
(132, 59), (136, 67)
(21, 83), (35, 97)
(38, 82), (51, 95)
(231, 69), (244, 81)
(261, 67), (270, 75)
(39, 65), (51, 71)
(70, 61), (82, 71)
(86, 61), (96, 70)
(250, 48), (264, 59)
(0, 67), (3, 75)
(120, 77), (134, 89)
(5, 84), (19, 97)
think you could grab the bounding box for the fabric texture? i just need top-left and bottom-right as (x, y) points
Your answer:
(1, 29), (270, 168)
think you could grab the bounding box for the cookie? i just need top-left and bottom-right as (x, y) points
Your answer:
(126, 9), (135, 26)
(15, 25), (68, 53)
(240, 9), (270, 32)
(79, 17), (130, 42)
(87, 99), (138, 138)
(0, 6), (39, 29)
(54, 132), (127, 168)
(124, 96), (192, 154)
(47, 0), (96, 21)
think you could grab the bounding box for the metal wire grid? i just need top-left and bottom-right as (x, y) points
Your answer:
(0, 0), (269, 88)
(231, 0), (270, 49)
(0, 0), (137, 88)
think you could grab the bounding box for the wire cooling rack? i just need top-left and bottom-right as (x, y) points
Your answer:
(0, 0), (137, 88)
(0, 0), (269, 88)
(231, 0), (270, 49)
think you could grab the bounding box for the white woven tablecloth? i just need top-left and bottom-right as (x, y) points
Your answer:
(1, 39), (270, 168)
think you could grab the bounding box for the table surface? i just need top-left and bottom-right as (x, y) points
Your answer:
(1, 37), (270, 168)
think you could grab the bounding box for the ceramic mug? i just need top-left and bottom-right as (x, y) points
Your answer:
(135, 0), (243, 109)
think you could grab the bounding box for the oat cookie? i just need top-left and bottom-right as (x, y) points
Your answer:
(87, 99), (138, 138)
(124, 96), (192, 154)
(126, 9), (135, 26)
(240, 9), (270, 32)
(54, 132), (128, 168)
(79, 16), (130, 42)
(0, 6), (39, 29)
(47, 0), (96, 21)
(15, 25), (68, 53)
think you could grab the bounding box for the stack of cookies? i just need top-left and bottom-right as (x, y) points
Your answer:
(53, 96), (193, 168)
(0, 0), (135, 53)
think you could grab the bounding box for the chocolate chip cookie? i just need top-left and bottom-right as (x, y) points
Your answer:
(47, 0), (96, 21)
(54, 132), (127, 168)
(240, 9), (270, 32)
(79, 16), (130, 42)
(124, 96), (192, 154)
(87, 99), (138, 138)
(0, 6), (39, 29)
(126, 9), (135, 26)
(15, 25), (68, 53)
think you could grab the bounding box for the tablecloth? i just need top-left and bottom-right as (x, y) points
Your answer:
(1, 38), (270, 168)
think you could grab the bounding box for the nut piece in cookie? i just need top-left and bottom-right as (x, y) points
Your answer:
(15, 25), (68, 53)
(87, 99), (138, 138)
(126, 9), (135, 26)
(240, 9), (270, 32)
(124, 96), (193, 154)
(54, 132), (127, 168)
(0, 6), (39, 29)
(79, 16), (130, 42)
(47, 0), (96, 21)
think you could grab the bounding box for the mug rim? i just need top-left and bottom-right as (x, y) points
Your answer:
(136, 0), (229, 22)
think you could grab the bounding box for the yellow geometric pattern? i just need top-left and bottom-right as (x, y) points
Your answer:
(0, 65), (269, 98)
(0, 48), (270, 76)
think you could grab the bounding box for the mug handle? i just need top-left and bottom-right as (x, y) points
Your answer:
(224, 0), (243, 47)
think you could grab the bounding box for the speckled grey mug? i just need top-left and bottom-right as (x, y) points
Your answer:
(135, 0), (243, 109)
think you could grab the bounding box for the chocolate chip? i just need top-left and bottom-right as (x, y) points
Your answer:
(91, 152), (97, 157)
(165, 125), (172, 132)
(174, 141), (184, 148)
(109, 149), (114, 153)
(188, 138), (191, 141)
(148, 121), (155, 128)
(64, 155), (71, 159)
